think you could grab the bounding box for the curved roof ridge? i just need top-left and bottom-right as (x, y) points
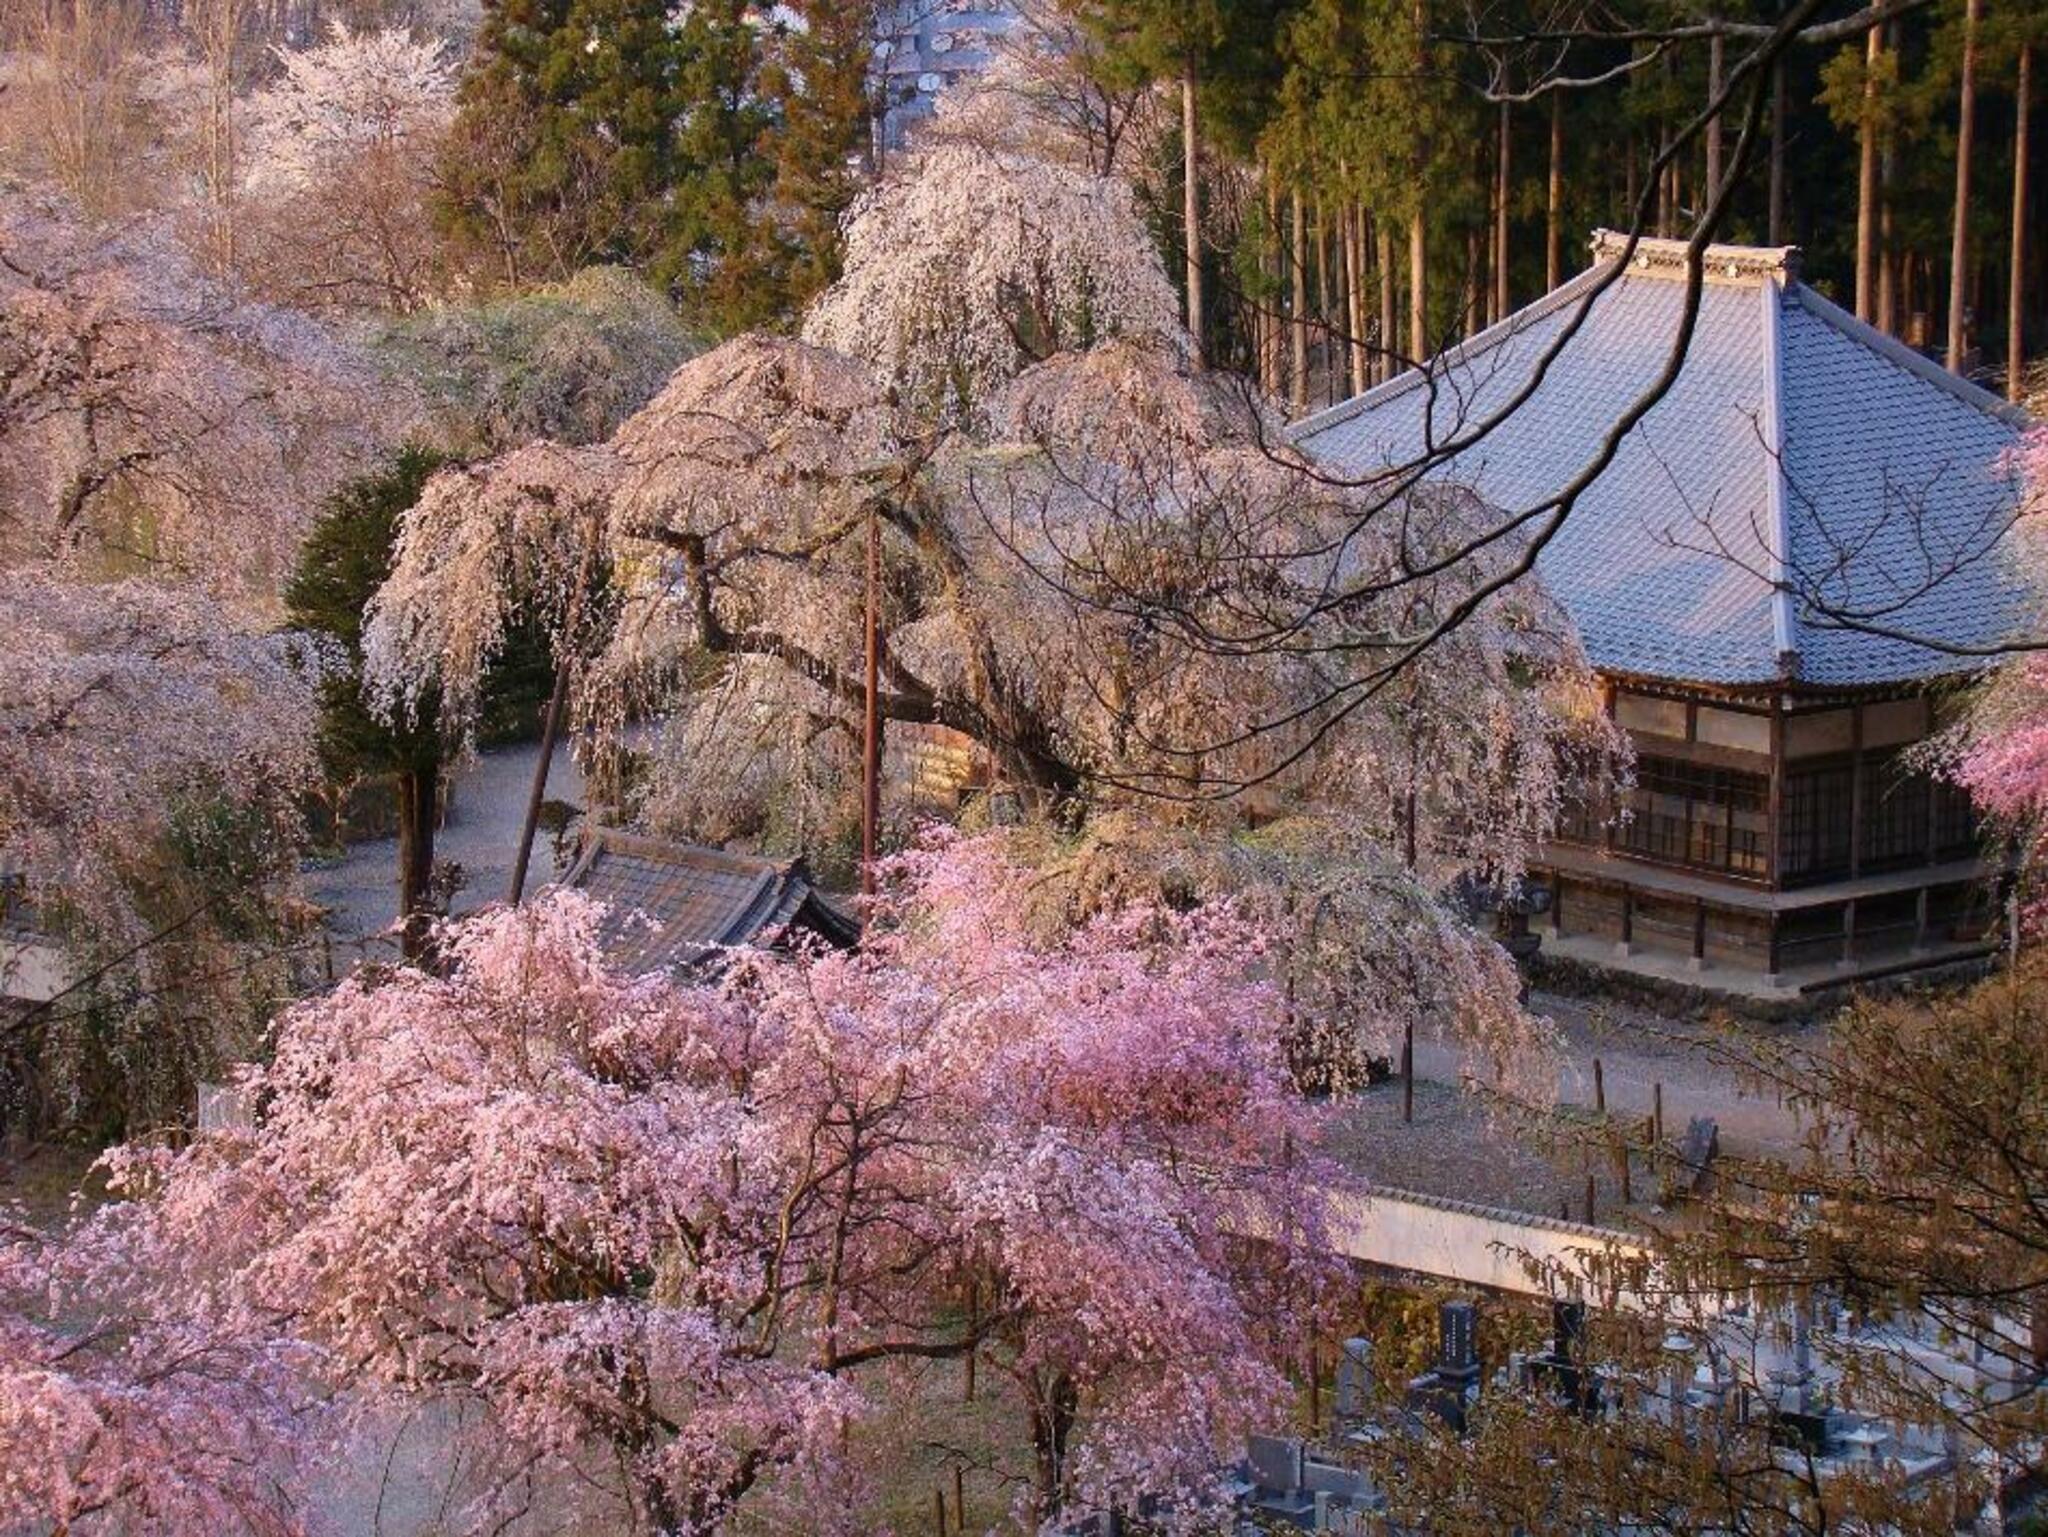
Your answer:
(1756, 275), (1801, 680)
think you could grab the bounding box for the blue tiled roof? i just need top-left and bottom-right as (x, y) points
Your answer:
(1290, 234), (2030, 690)
(563, 828), (859, 974)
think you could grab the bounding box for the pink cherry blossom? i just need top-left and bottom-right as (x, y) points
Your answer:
(75, 832), (1345, 1532)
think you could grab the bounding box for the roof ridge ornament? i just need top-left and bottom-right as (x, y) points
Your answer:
(1588, 228), (1803, 285)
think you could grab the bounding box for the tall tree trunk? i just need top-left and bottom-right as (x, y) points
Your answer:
(1344, 200), (1367, 393)
(1318, 197), (1337, 405)
(1466, 224), (1484, 334)
(1947, 0), (1980, 372)
(1657, 51), (1676, 235)
(1706, 32), (1726, 204)
(395, 762), (437, 961)
(1408, 209), (1428, 361)
(1878, 116), (1898, 333)
(1378, 224), (1398, 382)
(1546, 91), (1564, 289)
(1291, 187), (1309, 411)
(1769, 58), (1788, 243)
(1658, 120), (1676, 235)
(1263, 173), (1283, 392)
(1409, 0), (1430, 359)
(1855, 26), (1883, 320)
(1181, 65), (1205, 369)
(1029, 1371), (1079, 1528)
(2012, 43), (2034, 402)
(197, 0), (244, 277)
(1494, 98), (1511, 320)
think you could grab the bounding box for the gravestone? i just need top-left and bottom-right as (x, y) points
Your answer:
(1438, 1301), (1480, 1387)
(1675, 1116), (1720, 1195)
(1332, 1336), (1375, 1426)
(1245, 1434), (1315, 1521)
(1406, 1300), (1482, 1433)
(1525, 1299), (1600, 1418)
(1247, 1434), (1305, 1494)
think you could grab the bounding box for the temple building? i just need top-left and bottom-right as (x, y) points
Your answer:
(564, 827), (858, 974)
(1292, 232), (2033, 998)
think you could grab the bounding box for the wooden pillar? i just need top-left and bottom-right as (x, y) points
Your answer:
(1840, 898), (1858, 968)
(1766, 913), (1784, 982)
(1552, 879), (1567, 939)
(1691, 900), (1708, 969)
(1619, 887), (1634, 953)
(1602, 679), (1621, 856)
(1914, 885), (1931, 952)
(1847, 703), (1866, 879)
(1766, 697), (1786, 886)
(1925, 737), (1944, 866)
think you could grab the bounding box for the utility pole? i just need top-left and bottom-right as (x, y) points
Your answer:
(509, 533), (595, 906)
(861, 498), (883, 897)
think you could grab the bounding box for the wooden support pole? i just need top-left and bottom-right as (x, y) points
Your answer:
(1593, 1057), (1606, 1115)
(509, 656), (571, 905)
(1616, 1138), (1632, 1204)
(1402, 1022), (1415, 1124)
(1584, 1174), (1597, 1225)
(510, 539), (593, 906)
(953, 1466), (966, 1531)
(1653, 1082), (1665, 1147)
(964, 1280), (977, 1402)
(933, 1487), (947, 1535)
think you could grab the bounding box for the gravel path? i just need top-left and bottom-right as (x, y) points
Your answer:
(1321, 1078), (1645, 1222)
(1412, 989), (1822, 1157)
(302, 740), (587, 947)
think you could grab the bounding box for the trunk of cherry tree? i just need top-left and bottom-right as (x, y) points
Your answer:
(1029, 1369), (1080, 1526)
(1546, 91), (1564, 290)
(395, 762), (437, 961)
(2012, 44), (2033, 403)
(1182, 64), (1205, 370)
(1947, 0), (1980, 372)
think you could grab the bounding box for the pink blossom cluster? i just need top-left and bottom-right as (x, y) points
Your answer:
(4, 833), (1345, 1533)
(1952, 428), (2048, 918)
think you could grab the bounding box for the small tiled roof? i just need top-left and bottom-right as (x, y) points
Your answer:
(1290, 232), (2032, 691)
(562, 828), (859, 973)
